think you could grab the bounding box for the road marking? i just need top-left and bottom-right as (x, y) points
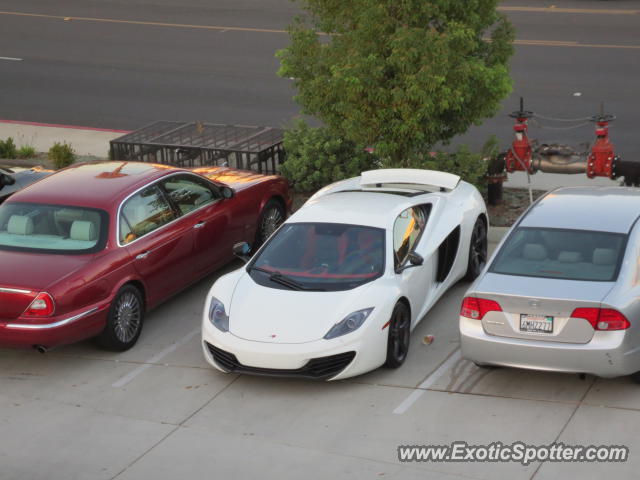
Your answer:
(392, 349), (462, 415)
(0, 10), (289, 34)
(111, 328), (200, 388)
(1, 10), (639, 51)
(499, 6), (639, 15)
(515, 39), (640, 50)
(0, 56), (22, 61)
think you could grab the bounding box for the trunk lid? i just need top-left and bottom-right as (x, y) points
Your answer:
(0, 250), (90, 321)
(474, 273), (616, 344)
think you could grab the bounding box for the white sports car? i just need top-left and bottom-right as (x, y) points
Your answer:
(201, 169), (488, 380)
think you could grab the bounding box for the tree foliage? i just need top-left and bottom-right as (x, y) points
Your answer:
(280, 119), (379, 192)
(277, 0), (514, 166)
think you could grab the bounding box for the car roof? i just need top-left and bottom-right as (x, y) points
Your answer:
(521, 187), (640, 234)
(7, 162), (184, 209)
(290, 190), (431, 228)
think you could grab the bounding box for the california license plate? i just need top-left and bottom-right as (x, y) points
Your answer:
(520, 314), (553, 334)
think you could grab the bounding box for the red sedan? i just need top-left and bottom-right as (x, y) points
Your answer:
(0, 161), (291, 351)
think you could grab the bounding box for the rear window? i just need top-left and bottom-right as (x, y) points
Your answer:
(490, 227), (626, 281)
(0, 202), (108, 254)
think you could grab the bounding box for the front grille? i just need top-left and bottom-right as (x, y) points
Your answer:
(206, 343), (355, 380)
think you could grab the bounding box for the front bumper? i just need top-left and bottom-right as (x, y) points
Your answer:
(0, 305), (109, 350)
(201, 320), (386, 380)
(460, 316), (640, 378)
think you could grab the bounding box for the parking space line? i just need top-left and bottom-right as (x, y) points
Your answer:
(392, 349), (462, 415)
(111, 328), (200, 388)
(0, 56), (22, 61)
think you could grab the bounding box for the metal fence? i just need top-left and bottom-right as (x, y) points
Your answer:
(109, 121), (285, 174)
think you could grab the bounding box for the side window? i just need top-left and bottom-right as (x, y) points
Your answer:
(161, 175), (220, 215)
(120, 185), (175, 244)
(393, 206), (427, 267)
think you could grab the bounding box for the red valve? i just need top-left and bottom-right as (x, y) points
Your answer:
(587, 114), (616, 179)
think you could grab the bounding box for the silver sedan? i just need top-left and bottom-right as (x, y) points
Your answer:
(460, 187), (640, 381)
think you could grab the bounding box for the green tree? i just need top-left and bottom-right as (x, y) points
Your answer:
(281, 119), (379, 192)
(277, 0), (514, 167)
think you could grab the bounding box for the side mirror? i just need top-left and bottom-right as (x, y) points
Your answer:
(233, 241), (251, 262)
(221, 186), (234, 199)
(408, 251), (424, 266)
(396, 251), (424, 273)
(0, 173), (15, 189)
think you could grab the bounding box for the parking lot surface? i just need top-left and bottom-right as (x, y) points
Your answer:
(2, 229), (638, 479)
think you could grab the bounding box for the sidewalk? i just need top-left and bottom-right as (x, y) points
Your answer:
(0, 119), (128, 160)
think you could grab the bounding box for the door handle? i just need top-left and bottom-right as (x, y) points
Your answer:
(193, 221), (206, 229)
(136, 251), (150, 260)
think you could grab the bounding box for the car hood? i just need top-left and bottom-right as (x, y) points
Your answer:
(228, 273), (373, 344)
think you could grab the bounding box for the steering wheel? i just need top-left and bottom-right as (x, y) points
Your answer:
(306, 263), (330, 274)
(342, 251), (376, 273)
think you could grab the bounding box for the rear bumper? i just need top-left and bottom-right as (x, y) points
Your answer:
(460, 316), (640, 378)
(0, 305), (109, 350)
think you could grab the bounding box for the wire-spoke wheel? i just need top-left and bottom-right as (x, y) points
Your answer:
(255, 199), (285, 247)
(464, 218), (488, 281)
(97, 285), (144, 351)
(384, 302), (411, 368)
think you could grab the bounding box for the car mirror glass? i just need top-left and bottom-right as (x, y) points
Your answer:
(221, 186), (234, 199)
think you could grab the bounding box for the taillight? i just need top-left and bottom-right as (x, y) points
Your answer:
(461, 297), (502, 320)
(23, 292), (55, 317)
(571, 307), (630, 331)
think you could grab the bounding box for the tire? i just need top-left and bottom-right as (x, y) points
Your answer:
(384, 302), (411, 368)
(96, 285), (145, 351)
(464, 218), (488, 282)
(254, 198), (285, 248)
(630, 371), (640, 384)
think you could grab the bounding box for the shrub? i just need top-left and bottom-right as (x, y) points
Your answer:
(17, 145), (36, 159)
(48, 142), (76, 169)
(0, 137), (17, 159)
(404, 137), (499, 191)
(280, 119), (380, 192)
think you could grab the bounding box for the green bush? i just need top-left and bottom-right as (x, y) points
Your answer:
(0, 137), (17, 159)
(48, 142), (76, 169)
(17, 145), (36, 159)
(404, 137), (499, 191)
(281, 120), (380, 192)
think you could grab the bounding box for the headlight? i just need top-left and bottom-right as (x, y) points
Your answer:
(324, 308), (374, 340)
(208, 297), (229, 332)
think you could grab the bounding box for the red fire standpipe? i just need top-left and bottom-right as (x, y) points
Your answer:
(504, 99), (534, 174)
(587, 114), (617, 179)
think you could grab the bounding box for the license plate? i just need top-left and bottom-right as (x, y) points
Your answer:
(520, 314), (553, 334)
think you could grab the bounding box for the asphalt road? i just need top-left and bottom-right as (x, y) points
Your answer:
(0, 0), (639, 165)
(3, 231), (640, 480)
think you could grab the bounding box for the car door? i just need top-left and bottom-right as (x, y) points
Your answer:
(392, 205), (435, 327)
(160, 173), (234, 273)
(119, 183), (194, 306)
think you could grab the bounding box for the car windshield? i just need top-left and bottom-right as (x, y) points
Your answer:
(490, 227), (626, 281)
(249, 222), (385, 291)
(0, 202), (107, 254)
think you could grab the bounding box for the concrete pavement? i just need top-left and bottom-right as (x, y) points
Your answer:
(2, 228), (640, 480)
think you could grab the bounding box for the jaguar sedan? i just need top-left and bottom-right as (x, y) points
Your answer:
(460, 187), (640, 382)
(202, 169), (488, 380)
(0, 161), (290, 352)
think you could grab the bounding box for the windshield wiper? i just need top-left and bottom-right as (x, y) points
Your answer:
(247, 265), (323, 291)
